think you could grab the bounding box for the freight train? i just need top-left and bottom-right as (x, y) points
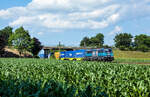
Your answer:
(54, 48), (114, 61)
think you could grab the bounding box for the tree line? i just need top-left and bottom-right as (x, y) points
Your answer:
(80, 33), (150, 52)
(0, 26), (43, 57)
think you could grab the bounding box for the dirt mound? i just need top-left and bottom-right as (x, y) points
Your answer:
(0, 47), (32, 58)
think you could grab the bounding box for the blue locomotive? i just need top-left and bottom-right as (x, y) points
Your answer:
(54, 48), (114, 61)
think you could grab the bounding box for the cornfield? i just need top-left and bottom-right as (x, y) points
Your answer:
(0, 58), (150, 97)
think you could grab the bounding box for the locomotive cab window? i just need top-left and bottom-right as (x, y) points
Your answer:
(109, 49), (112, 52)
(105, 49), (110, 53)
(86, 51), (92, 54)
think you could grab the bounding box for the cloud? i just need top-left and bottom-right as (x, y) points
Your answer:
(8, 4), (120, 30)
(109, 26), (122, 35)
(27, 0), (111, 11)
(0, 10), (10, 19)
(0, 7), (28, 19)
(9, 16), (36, 26)
(68, 5), (120, 20)
(0, 0), (150, 34)
(107, 13), (120, 23)
(37, 32), (44, 35)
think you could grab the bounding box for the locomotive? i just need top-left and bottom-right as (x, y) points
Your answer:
(54, 48), (114, 62)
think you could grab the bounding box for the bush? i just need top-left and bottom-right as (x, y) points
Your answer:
(33, 55), (40, 58)
(103, 45), (112, 48)
(119, 46), (129, 51)
(137, 45), (149, 52)
(129, 46), (136, 51)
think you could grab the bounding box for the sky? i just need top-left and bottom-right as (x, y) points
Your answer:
(0, 0), (150, 46)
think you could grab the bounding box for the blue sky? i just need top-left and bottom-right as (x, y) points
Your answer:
(0, 0), (150, 46)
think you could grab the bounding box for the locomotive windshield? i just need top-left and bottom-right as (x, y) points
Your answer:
(105, 49), (112, 53)
(86, 51), (92, 54)
(108, 49), (112, 52)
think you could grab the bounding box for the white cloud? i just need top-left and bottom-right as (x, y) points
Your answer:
(109, 26), (122, 35)
(68, 5), (120, 20)
(107, 13), (120, 23)
(27, 0), (111, 11)
(0, 0), (150, 34)
(0, 7), (28, 19)
(37, 32), (44, 35)
(27, 0), (71, 11)
(8, 4), (119, 30)
(0, 10), (10, 19)
(9, 16), (37, 26)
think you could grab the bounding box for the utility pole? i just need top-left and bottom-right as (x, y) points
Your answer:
(84, 42), (86, 48)
(59, 41), (61, 51)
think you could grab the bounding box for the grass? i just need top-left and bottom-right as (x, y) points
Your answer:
(114, 58), (150, 64)
(113, 49), (150, 64)
(0, 58), (150, 97)
(113, 49), (150, 59)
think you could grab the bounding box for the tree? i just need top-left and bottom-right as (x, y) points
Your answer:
(90, 37), (100, 47)
(103, 45), (111, 48)
(134, 34), (150, 52)
(28, 37), (43, 57)
(94, 33), (104, 47)
(10, 27), (31, 56)
(114, 33), (133, 50)
(138, 45), (149, 52)
(80, 37), (90, 47)
(0, 30), (6, 55)
(0, 26), (13, 45)
(80, 33), (104, 47)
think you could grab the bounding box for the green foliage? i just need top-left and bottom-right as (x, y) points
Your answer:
(0, 26), (13, 45)
(134, 34), (150, 52)
(0, 58), (150, 97)
(114, 58), (150, 64)
(80, 33), (104, 47)
(119, 45), (129, 51)
(114, 33), (133, 50)
(9, 27), (31, 55)
(113, 49), (150, 59)
(80, 37), (91, 47)
(28, 37), (43, 57)
(102, 45), (112, 48)
(134, 34), (148, 47)
(137, 45), (149, 52)
(0, 31), (6, 55)
(90, 33), (104, 47)
(0, 26), (13, 55)
(128, 46), (136, 51)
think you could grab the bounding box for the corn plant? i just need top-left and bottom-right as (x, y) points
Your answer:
(0, 58), (150, 97)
